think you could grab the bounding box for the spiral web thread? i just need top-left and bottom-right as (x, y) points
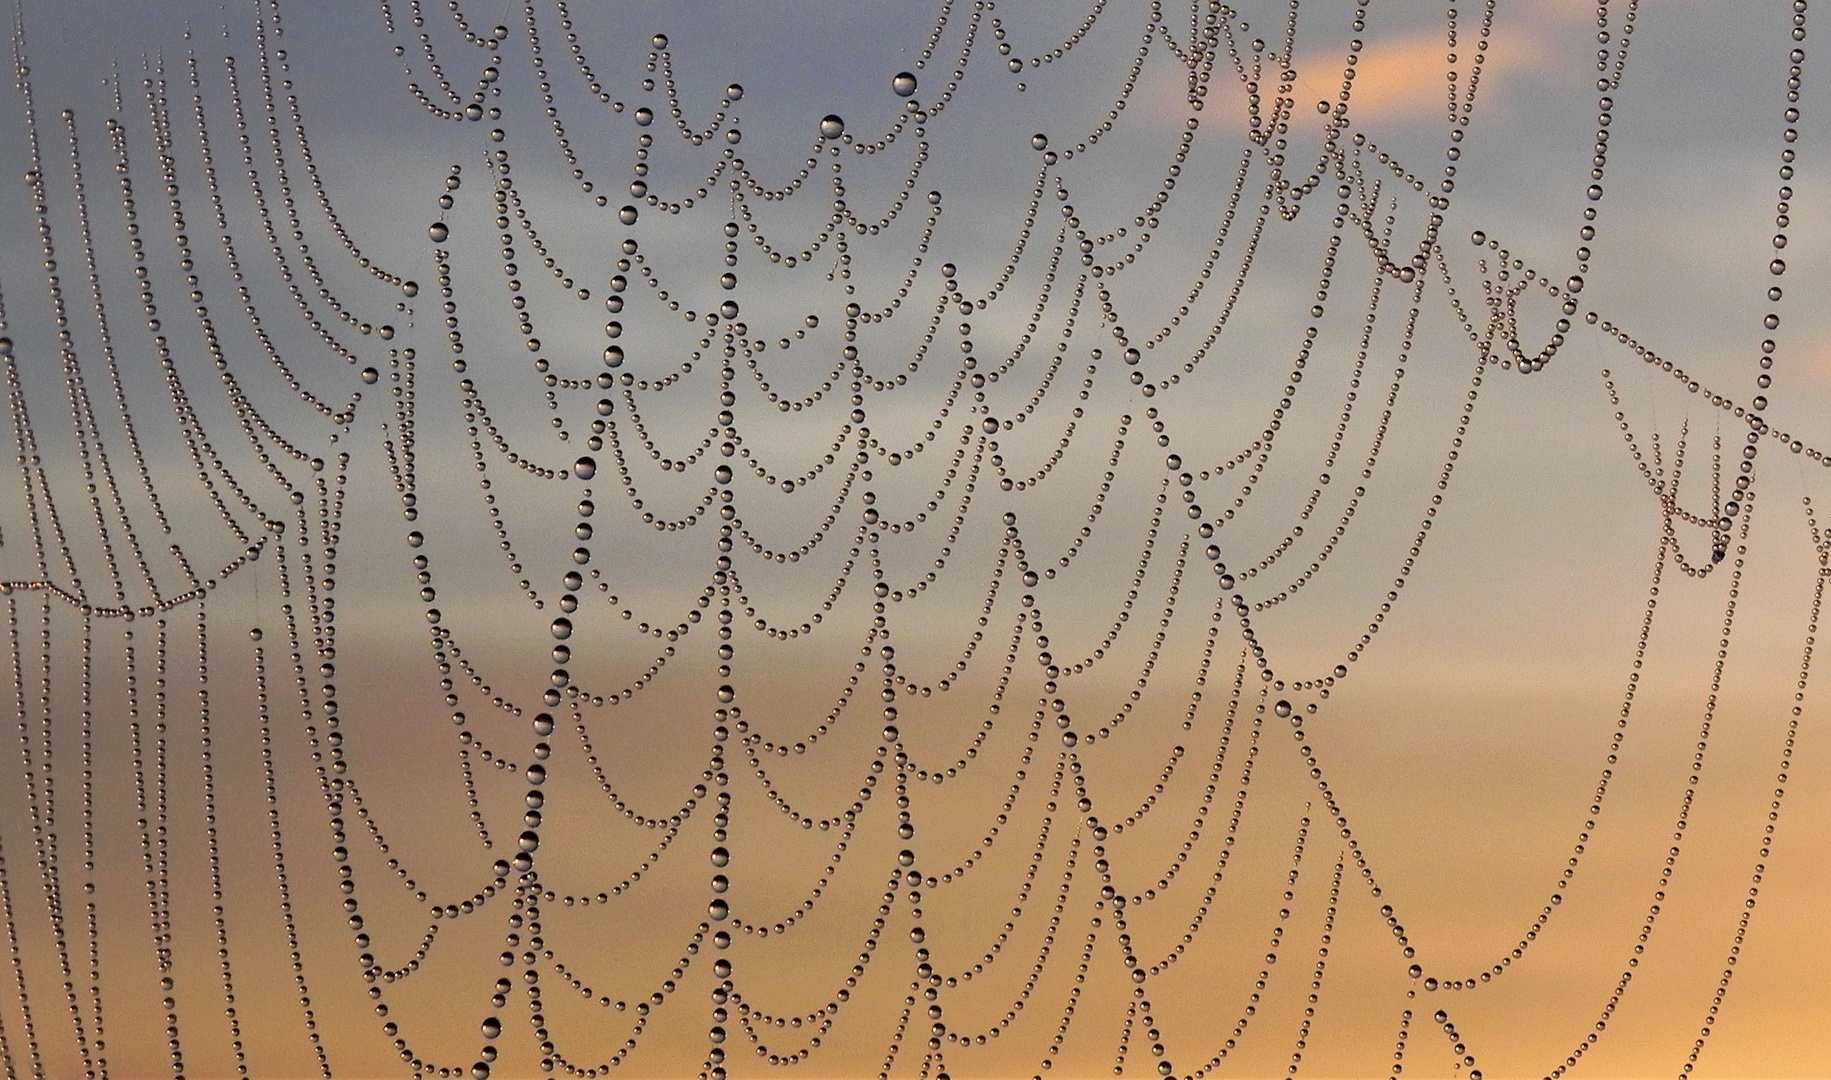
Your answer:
(0, 0), (1824, 1077)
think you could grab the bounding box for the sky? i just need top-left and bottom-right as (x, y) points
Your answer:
(0, 1), (1827, 1078)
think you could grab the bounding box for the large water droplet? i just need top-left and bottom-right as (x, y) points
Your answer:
(573, 456), (597, 479)
(819, 115), (845, 139)
(892, 72), (917, 97)
(428, 222), (449, 243)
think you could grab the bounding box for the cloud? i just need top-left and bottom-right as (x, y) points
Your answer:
(1288, 0), (1626, 129)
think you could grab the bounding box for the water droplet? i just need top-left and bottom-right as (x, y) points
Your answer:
(619, 205), (638, 225)
(726, 83), (743, 101)
(481, 1017), (502, 1039)
(1586, 184), (1604, 201)
(819, 115), (845, 139)
(710, 847), (729, 867)
(1770, 258), (1787, 275)
(652, 33), (668, 49)
(635, 107), (654, 126)
(1031, 133), (1048, 150)
(550, 618), (572, 640)
(1565, 275), (1584, 294)
(892, 72), (917, 97)
(573, 456), (597, 479)
(360, 368), (379, 384)
(428, 222), (449, 243)
(1274, 700), (1292, 718)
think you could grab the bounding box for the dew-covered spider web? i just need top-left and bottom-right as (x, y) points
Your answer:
(0, 0), (1826, 1077)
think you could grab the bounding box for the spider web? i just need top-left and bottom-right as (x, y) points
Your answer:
(0, 1), (1825, 1078)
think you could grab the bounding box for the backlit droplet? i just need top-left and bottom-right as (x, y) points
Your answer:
(1031, 133), (1048, 150)
(820, 115), (845, 139)
(726, 83), (743, 101)
(428, 221), (449, 243)
(573, 456), (597, 479)
(892, 72), (917, 97)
